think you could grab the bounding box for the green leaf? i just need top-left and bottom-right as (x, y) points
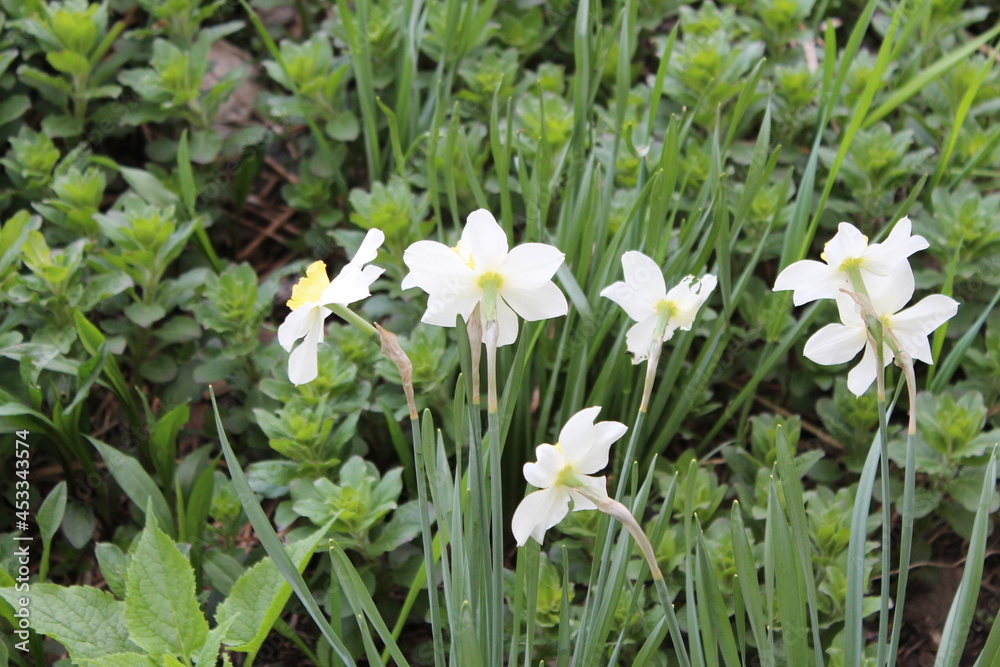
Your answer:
(149, 402), (189, 486)
(46, 50), (89, 77)
(41, 114), (84, 138)
(190, 614), (238, 666)
(210, 387), (356, 666)
(0, 94), (30, 125)
(188, 130), (222, 164)
(77, 654), (158, 667)
(125, 512), (209, 660)
(935, 451), (997, 667)
(119, 167), (179, 206)
(62, 501), (96, 549)
(326, 112), (360, 141)
(89, 437), (173, 537)
(215, 524), (329, 652)
(36, 481), (67, 544)
(95, 542), (129, 599)
(0, 584), (138, 659)
(124, 302), (167, 328)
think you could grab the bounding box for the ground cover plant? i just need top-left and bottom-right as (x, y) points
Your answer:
(1, 0), (1000, 664)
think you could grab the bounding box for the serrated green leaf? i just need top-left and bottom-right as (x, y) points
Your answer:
(0, 584), (138, 659)
(125, 514), (209, 660)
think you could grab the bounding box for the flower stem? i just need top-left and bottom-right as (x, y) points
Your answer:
(376, 325), (444, 665)
(845, 268), (892, 666)
(888, 353), (918, 667)
(588, 494), (691, 667)
(329, 303), (378, 340)
(484, 318), (504, 667)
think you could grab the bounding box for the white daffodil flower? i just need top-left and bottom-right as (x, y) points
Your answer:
(278, 229), (385, 385)
(512, 406), (627, 546)
(600, 251), (717, 364)
(803, 263), (958, 396)
(401, 208), (568, 346)
(773, 217), (928, 305)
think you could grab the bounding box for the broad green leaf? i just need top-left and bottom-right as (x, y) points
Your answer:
(215, 524), (329, 652)
(119, 167), (178, 206)
(0, 585), (138, 659)
(191, 614), (238, 666)
(89, 438), (173, 536)
(125, 513), (209, 660)
(36, 481), (67, 544)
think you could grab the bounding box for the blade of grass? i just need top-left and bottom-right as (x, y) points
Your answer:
(209, 387), (356, 666)
(329, 544), (410, 666)
(934, 450), (998, 667)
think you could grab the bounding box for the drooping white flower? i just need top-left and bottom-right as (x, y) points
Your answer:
(600, 251), (717, 364)
(803, 263), (958, 396)
(773, 217), (928, 305)
(401, 209), (568, 346)
(278, 229), (385, 385)
(512, 406), (627, 546)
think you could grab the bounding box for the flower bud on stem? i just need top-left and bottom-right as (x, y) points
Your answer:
(375, 324), (417, 420)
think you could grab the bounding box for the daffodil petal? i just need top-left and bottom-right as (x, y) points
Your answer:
(499, 243), (565, 289)
(511, 486), (571, 546)
(277, 304), (319, 351)
(495, 298), (520, 346)
(421, 286), (483, 327)
(500, 280), (568, 322)
(565, 420), (627, 475)
(773, 259), (845, 305)
(323, 265), (380, 306)
(625, 316), (659, 363)
(402, 240), (477, 292)
(666, 274), (717, 330)
(557, 406), (602, 456)
(888, 294), (959, 364)
(524, 444), (564, 488)
(349, 228), (386, 268)
(621, 251), (666, 304)
(463, 208), (508, 271)
(803, 322), (867, 366)
(286, 309), (326, 385)
(847, 344), (881, 397)
(600, 281), (657, 323)
(865, 262), (914, 317)
(568, 475), (609, 510)
(889, 294), (959, 338)
(823, 223), (869, 268)
(863, 216), (928, 275)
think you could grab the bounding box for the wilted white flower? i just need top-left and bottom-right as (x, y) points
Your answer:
(401, 209), (567, 346)
(278, 229), (385, 385)
(803, 263), (958, 396)
(773, 217), (928, 305)
(600, 251), (717, 363)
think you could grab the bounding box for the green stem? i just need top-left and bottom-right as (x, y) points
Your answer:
(484, 318), (504, 667)
(845, 265), (892, 666)
(329, 303), (378, 340)
(273, 617), (322, 666)
(888, 356), (919, 667)
(408, 413), (446, 666)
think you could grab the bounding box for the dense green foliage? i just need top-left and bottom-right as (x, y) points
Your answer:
(1, 0), (999, 664)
